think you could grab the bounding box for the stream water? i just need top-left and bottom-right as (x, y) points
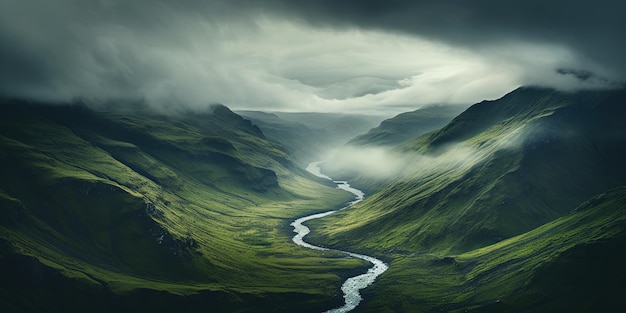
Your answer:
(291, 161), (389, 313)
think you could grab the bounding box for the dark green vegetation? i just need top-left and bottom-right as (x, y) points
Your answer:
(3, 86), (626, 313)
(347, 105), (466, 147)
(0, 101), (364, 312)
(309, 87), (626, 312)
(238, 110), (385, 165)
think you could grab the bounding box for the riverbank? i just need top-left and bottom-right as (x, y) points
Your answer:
(291, 161), (388, 313)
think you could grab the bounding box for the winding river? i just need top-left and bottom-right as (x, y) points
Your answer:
(291, 161), (389, 313)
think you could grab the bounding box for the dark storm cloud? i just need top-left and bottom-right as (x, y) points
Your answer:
(0, 0), (259, 101)
(0, 0), (622, 112)
(266, 0), (626, 79)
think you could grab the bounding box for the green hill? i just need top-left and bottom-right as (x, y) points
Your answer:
(0, 100), (361, 312)
(3, 86), (626, 312)
(348, 105), (466, 147)
(365, 187), (626, 312)
(305, 87), (626, 311)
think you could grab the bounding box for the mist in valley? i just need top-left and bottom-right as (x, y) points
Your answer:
(322, 124), (530, 184)
(2, 1), (626, 313)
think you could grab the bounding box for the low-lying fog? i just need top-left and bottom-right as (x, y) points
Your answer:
(324, 124), (530, 182)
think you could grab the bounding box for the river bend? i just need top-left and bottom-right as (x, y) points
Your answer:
(291, 161), (388, 313)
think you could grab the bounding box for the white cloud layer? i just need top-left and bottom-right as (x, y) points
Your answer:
(0, 1), (618, 114)
(325, 124), (530, 182)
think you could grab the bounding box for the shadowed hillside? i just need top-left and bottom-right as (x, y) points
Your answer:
(2, 86), (625, 312)
(0, 100), (362, 313)
(307, 87), (626, 312)
(238, 111), (385, 165)
(348, 105), (466, 147)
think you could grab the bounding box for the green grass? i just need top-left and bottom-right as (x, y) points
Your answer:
(304, 87), (626, 312)
(309, 87), (626, 254)
(2, 87), (625, 312)
(359, 187), (626, 312)
(0, 101), (362, 312)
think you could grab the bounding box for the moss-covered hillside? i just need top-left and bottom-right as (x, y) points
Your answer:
(308, 87), (626, 312)
(0, 100), (360, 313)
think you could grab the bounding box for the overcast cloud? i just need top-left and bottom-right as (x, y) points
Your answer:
(0, 0), (623, 114)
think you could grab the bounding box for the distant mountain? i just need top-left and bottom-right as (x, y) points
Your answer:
(322, 105), (467, 193)
(238, 110), (385, 164)
(347, 105), (466, 147)
(0, 100), (359, 313)
(271, 112), (385, 136)
(235, 110), (329, 165)
(306, 86), (626, 312)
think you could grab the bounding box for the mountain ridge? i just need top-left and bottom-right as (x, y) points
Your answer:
(348, 105), (466, 147)
(0, 99), (361, 312)
(238, 110), (386, 164)
(305, 86), (626, 311)
(2, 86), (626, 312)
(314, 87), (626, 251)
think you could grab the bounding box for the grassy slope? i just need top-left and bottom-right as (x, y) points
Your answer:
(0, 101), (361, 312)
(347, 105), (466, 147)
(363, 187), (626, 312)
(305, 87), (626, 311)
(310, 87), (626, 252)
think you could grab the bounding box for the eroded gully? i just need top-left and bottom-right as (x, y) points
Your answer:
(291, 161), (388, 313)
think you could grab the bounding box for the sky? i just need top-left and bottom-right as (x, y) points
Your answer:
(1, 0), (624, 115)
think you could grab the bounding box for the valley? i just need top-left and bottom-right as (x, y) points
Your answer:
(2, 1), (625, 312)
(2, 86), (626, 312)
(308, 87), (626, 312)
(292, 162), (388, 313)
(0, 101), (365, 312)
